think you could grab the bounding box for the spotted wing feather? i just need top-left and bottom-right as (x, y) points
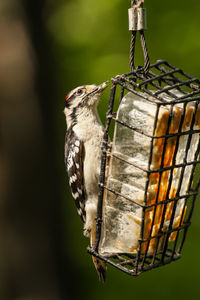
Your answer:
(65, 127), (86, 222)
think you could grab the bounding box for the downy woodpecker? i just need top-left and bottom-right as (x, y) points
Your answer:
(64, 82), (108, 282)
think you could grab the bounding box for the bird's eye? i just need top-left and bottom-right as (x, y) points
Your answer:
(66, 94), (69, 101)
(77, 89), (83, 95)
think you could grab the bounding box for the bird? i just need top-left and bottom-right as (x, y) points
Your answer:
(64, 82), (109, 282)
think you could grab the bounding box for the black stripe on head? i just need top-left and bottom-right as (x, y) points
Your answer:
(65, 86), (86, 108)
(65, 93), (76, 108)
(70, 107), (77, 125)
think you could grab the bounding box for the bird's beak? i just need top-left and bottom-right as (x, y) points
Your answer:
(95, 81), (109, 94)
(82, 81), (109, 102)
(88, 81), (109, 97)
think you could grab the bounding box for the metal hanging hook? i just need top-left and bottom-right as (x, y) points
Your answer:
(129, 0), (150, 73)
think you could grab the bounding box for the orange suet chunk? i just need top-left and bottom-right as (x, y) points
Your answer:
(141, 105), (194, 254)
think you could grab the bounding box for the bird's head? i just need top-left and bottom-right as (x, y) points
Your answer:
(64, 81), (108, 126)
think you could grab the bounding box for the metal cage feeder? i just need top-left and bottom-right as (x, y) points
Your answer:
(88, 59), (200, 276)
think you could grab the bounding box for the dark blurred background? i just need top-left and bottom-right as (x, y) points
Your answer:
(0, 0), (200, 299)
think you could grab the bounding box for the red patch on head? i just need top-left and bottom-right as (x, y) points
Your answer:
(66, 94), (69, 101)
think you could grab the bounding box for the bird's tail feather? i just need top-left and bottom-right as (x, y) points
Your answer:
(92, 255), (106, 283)
(90, 221), (107, 283)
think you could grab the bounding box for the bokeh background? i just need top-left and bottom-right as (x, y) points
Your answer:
(1, 0), (200, 299)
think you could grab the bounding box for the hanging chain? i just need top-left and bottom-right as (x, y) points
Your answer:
(129, 0), (150, 73)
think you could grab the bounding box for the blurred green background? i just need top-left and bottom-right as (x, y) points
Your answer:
(1, 0), (200, 299)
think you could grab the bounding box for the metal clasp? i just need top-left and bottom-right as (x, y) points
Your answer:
(128, 7), (147, 31)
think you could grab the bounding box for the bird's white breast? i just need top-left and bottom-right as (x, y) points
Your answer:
(73, 107), (104, 236)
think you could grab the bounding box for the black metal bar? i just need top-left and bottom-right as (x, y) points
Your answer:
(161, 101), (199, 261)
(157, 102), (188, 262)
(105, 184), (197, 209)
(113, 79), (166, 104)
(171, 136), (200, 257)
(124, 59), (167, 77)
(104, 185), (145, 208)
(177, 171), (200, 254)
(138, 68), (181, 87)
(111, 152), (148, 172)
(112, 117), (153, 138)
(141, 253), (181, 273)
(88, 247), (139, 276)
(129, 71), (181, 100)
(119, 87), (125, 104)
(111, 150), (200, 174)
(148, 69), (189, 95)
(155, 64), (200, 97)
(114, 75), (200, 105)
(138, 104), (161, 271)
(160, 61), (200, 84)
(93, 84), (116, 252)
(149, 69), (200, 99)
(139, 222), (190, 243)
(113, 117), (200, 139)
(154, 78), (198, 96)
(143, 102), (174, 267)
(88, 246), (181, 275)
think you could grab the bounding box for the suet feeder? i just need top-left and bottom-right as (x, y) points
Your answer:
(88, 0), (200, 276)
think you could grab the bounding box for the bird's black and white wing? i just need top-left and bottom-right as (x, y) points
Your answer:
(65, 127), (86, 222)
